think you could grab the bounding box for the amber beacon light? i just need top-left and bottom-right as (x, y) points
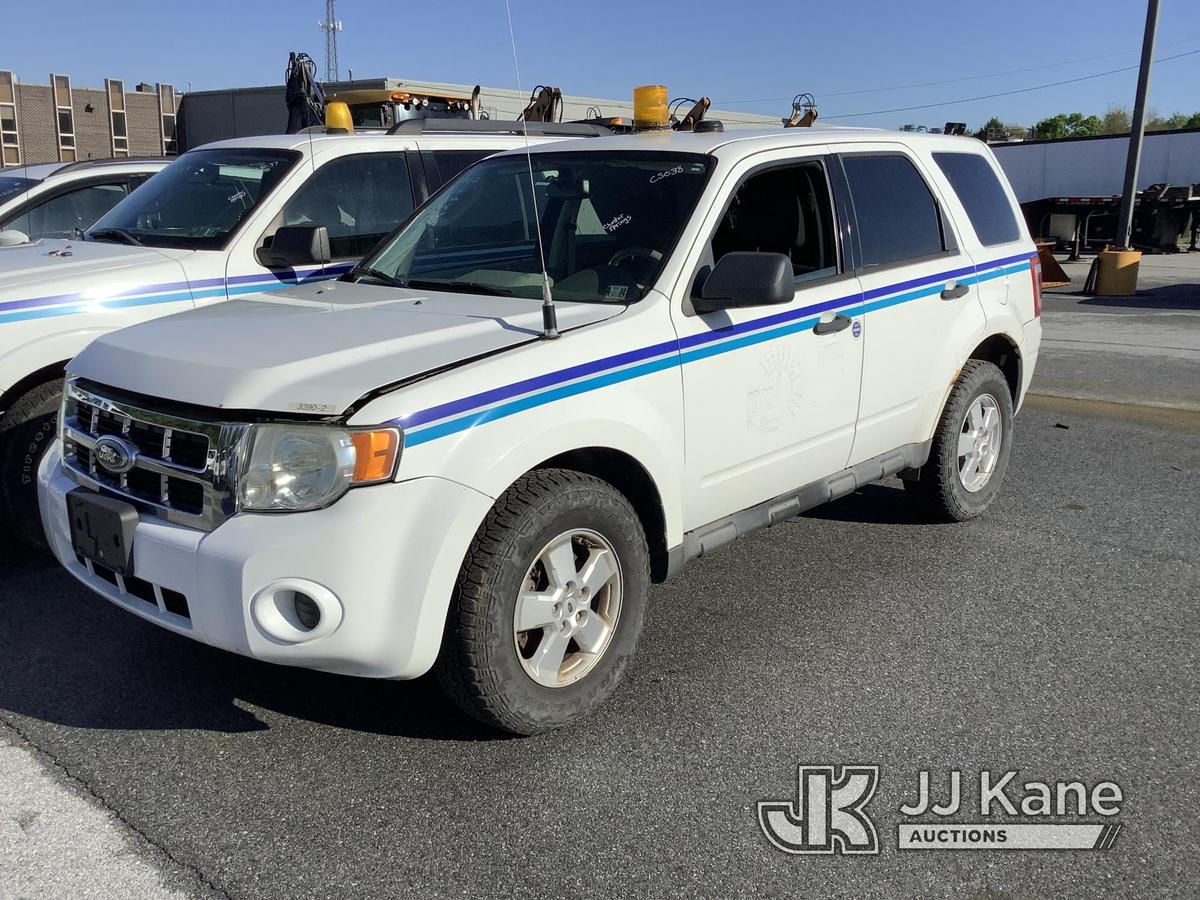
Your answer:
(633, 85), (669, 129)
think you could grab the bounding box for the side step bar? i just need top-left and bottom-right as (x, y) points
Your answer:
(666, 441), (931, 576)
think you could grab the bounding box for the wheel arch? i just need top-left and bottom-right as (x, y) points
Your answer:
(967, 332), (1021, 406)
(536, 447), (671, 583)
(0, 359), (69, 424)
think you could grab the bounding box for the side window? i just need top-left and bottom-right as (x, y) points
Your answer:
(5, 182), (128, 239)
(272, 153), (414, 260)
(429, 149), (495, 186)
(932, 152), (1021, 247)
(711, 161), (838, 283)
(841, 154), (947, 268)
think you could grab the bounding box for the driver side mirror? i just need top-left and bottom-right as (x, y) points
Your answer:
(257, 225), (332, 268)
(692, 252), (794, 313)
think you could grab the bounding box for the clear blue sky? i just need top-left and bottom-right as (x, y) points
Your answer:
(4, 0), (1198, 130)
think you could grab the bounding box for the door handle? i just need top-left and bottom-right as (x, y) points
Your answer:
(813, 314), (852, 336)
(941, 282), (969, 300)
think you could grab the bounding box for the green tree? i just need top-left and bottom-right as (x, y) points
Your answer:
(1101, 105), (1131, 134)
(1033, 112), (1102, 139)
(973, 116), (1007, 140)
(1187, 112), (1200, 129)
(974, 116), (1027, 141)
(1147, 112), (1191, 131)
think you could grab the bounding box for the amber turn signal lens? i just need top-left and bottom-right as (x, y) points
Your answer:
(350, 429), (401, 484)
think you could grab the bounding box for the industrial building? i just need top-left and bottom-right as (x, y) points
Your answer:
(1, 70), (777, 165)
(0, 71), (180, 166)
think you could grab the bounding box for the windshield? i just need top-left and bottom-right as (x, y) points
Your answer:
(356, 150), (713, 303)
(85, 148), (299, 250)
(0, 175), (38, 206)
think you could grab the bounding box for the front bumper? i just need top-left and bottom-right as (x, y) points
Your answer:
(39, 442), (494, 679)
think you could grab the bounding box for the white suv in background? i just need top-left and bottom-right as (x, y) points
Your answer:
(40, 128), (1041, 734)
(0, 122), (595, 545)
(0, 157), (169, 242)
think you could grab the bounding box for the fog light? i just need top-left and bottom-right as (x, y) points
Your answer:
(293, 592), (321, 630)
(250, 578), (343, 644)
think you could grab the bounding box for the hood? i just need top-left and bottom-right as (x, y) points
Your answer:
(0, 239), (192, 319)
(70, 278), (624, 415)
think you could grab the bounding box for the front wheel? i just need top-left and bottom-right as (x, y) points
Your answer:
(435, 469), (650, 735)
(904, 360), (1014, 522)
(0, 379), (61, 550)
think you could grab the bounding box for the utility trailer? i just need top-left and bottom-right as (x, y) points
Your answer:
(1021, 183), (1200, 256)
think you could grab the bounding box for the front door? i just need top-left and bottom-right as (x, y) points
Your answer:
(231, 150), (418, 303)
(671, 150), (865, 530)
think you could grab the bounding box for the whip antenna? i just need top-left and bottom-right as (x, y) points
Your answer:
(503, 0), (558, 339)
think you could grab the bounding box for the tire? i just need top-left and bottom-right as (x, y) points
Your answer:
(435, 468), (651, 735)
(904, 360), (1014, 522)
(0, 380), (61, 550)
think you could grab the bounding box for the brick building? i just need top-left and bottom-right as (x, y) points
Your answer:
(0, 71), (180, 167)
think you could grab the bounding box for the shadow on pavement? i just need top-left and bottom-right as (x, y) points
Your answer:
(801, 482), (926, 526)
(0, 480), (933, 738)
(0, 555), (501, 741)
(1048, 281), (1200, 310)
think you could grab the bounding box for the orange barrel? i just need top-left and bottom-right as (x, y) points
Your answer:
(1094, 247), (1141, 296)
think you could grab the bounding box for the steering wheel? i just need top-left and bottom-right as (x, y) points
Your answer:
(608, 246), (663, 268)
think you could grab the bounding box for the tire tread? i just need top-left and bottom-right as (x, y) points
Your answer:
(435, 468), (648, 735)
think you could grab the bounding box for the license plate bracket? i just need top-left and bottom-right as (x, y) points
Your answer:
(67, 489), (138, 575)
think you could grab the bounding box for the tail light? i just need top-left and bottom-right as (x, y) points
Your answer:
(1030, 255), (1043, 317)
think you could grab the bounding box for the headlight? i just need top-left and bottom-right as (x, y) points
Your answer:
(239, 424), (402, 512)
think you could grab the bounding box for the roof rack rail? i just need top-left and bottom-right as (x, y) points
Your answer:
(385, 119), (611, 137)
(52, 156), (171, 175)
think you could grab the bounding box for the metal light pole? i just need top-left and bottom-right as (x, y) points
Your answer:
(1115, 0), (1160, 249)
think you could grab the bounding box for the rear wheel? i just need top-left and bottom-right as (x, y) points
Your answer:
(904, 360), (1014, 522)
(435, 469), (650, 735)
(0, 380), (61, 550)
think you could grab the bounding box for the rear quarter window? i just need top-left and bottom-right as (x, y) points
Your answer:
(932, 152), (1021, 247)
(840, 154), (947, 269)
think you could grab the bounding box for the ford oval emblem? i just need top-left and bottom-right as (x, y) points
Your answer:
(93, 435), (137, 475)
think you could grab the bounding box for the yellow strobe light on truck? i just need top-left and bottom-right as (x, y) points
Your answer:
(633, 85), (669, 129)
(325, 101), (354, 133)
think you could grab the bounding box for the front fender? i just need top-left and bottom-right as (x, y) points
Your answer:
(0, 324), (114, 402)
(377, 369), (686, 550)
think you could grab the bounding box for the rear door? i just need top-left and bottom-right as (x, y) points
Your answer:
(834, 145), (986, 465)
(928, 149), (1036, 322)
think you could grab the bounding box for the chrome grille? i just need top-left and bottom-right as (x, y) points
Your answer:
(61, 379), (251, 531)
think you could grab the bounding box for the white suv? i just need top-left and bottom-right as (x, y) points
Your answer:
(0, 123), (590, 545)
(39, 127), (1041, 734)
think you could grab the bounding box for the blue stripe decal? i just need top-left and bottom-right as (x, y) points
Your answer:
(401, 252), (1035, 445)
(0, 263), (351, 318)
(0, 266), (350, 324)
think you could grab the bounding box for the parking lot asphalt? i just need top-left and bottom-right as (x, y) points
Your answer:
(1, 397), (1196, 899)
(1036, 253), (1200, 411)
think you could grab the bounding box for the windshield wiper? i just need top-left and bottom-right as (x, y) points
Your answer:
(347, 265), (408, 288)
(86, 227), (144, 247)
(405, 279), (513, 297)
